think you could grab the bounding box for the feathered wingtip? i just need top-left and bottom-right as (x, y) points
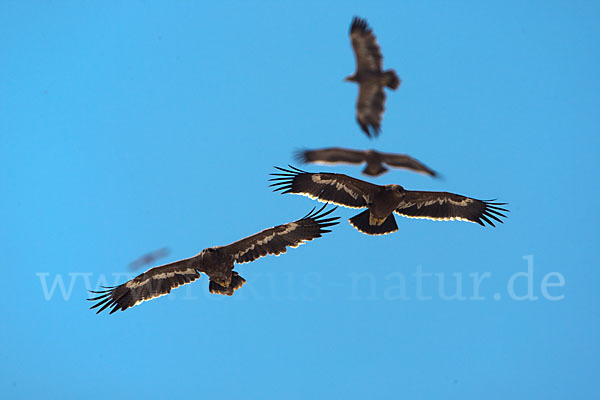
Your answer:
(292, 148), (309, 165)
(269, 165), (308, 194)
(350, 16), (370, 35)
(87, 286), (120, 314)
(477, 200), (509, 227)
(300, 203), (340, 234)
(271, 165), (308, 174)
(358, 118), (380, 139)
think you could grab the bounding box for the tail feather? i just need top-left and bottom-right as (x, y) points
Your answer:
(348, 210), (398, 235)
(362, 163), (388, 177)
(209, 272), (246, 296)
(383, 70), (400, 90)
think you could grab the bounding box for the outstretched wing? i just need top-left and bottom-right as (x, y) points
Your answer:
(270, 166), (378, 209)
(222, 205), (339, 264)
(356, 82), (386, 138)
(350, 16), (382, 73)
(88, 257), (200, 314)
(381, 153), (438, 177)
(294, 148), (366, 166)
(394, 191), (508, 226)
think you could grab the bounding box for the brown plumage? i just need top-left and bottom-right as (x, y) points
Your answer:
(270, 166), (508, 236)
(346, 16), (400, 138)
(295, 147), (438, 177)
(88, 206), (339, 314)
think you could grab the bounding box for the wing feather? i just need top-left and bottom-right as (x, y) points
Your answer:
(394, 191), (508, 226)
(350, 17), (382, 72)
(294, 148), (366, 166)
(381, 153), (438, 177)
(88, 257), (200, 314)
(223, 205), (340, 264)
(270, 166), (378, 209)
(356, 83), (385, 137)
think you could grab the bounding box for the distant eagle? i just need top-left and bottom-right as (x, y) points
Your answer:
(346, 16), (400, 138)
(129, 247), (170, 271)
(270, 166), (507, 236)
(89, 206), (339, 314)
(295, 147), (437, 177)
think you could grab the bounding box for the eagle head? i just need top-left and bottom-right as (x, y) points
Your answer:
(344, 74), (358, 83)
(199, 247), (222, 260)
(388, 184), (405, 193)
(201, 247), (217, 255)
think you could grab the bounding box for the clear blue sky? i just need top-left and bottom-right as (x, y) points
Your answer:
(2, 1), (599, 399)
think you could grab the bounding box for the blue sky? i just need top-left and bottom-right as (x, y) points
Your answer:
(1, 1), (599, 399)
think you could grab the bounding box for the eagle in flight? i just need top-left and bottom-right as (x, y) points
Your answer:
(89, 206), (339, 314)
(295, 147), (438, 178)
(346, 16), (400, 138)
(270, 166), (507, 236)
(129, 247), (170, 271)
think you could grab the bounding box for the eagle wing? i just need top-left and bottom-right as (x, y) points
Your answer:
(222, 205), (339, 264)
(295, 147), (366, 166)
(89, 257), (201, 314)
(356, 82), (386, 138)
(270, 166), (378, 209)
(381, 153), (438, 177)
(350, 16), (382, 73)
(394, 191), (508, 226)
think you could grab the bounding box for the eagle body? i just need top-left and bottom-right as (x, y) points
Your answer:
(89, 206), (339, 314)
(196, 247), (235, 288)
(346, 17), (400, 138)
(271, 166), (508, 236)
(363, 150), (389, 176)
(368, 185), (405, 224)
(345, 70), (399, 90)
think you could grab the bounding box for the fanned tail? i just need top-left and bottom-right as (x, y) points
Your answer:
(383, 70), (400, 90)
(209, 272), (246, 296)
(348, 210), (398, 235)
(362, 163), (388, 177)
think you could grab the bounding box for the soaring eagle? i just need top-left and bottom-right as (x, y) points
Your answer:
(270, 166), (507, 236)
(295, 147), (438, 177)
(129, 247), (170, 271)
(89, 206), (339, 314)
(346, 16), (400, 138)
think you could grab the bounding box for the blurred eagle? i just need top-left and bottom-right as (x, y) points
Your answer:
(295, 147), (437, 177)
(129, 247), (170, 271)
(346, 16), (400, 138)
(89, 206), (339, 314)
(270, 166), (507, 236)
